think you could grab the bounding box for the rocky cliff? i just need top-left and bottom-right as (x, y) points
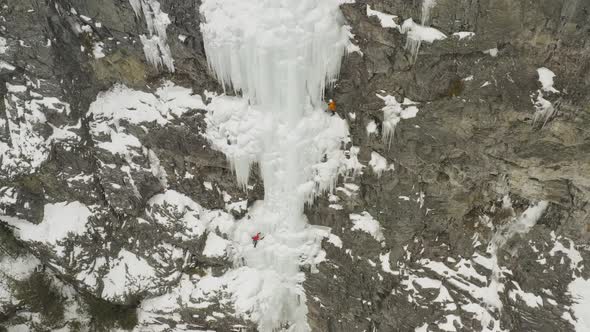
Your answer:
(0, 0), (589, 331)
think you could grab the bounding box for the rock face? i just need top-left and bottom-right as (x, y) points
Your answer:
(305, 1), (590, 331)
(0, 0), (588, 331)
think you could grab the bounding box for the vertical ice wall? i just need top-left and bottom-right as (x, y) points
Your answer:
(129, 0), (175, 72)
(200, 0), (351, 331)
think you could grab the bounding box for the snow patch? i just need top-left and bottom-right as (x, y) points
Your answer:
(5, 202), (91, 256)
(203, 233), (230, 258)
(483, 48), (498, 57)
(550, 238), (583, 272)
(102, 249), (158, 301)
(379, 251), (396, 275)
(537, 67), (559, 93)
(92, 41), (106, 59)
(401, 18), (447, 44)
(147, 190), (235, 239)
(327, 234), (343, 248)
(568, 277), (590, 331)
(88, 82), (203, 156)
(350, 211), (385, 244)
(0, 254), (39, 311)
(452, 31), (475, 40)
(366, 5), (398, 29)
(0, 86), (74, 179)
(532, 67), (560, 127)
(0, 37), (8, 54)
(366, 120), (378, 136)
(369, 151), (393, 177)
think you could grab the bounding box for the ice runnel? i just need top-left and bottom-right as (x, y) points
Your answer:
(200, 0), (351, 331)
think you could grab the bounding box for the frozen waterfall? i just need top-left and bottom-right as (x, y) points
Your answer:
(200, 0), (351, 331)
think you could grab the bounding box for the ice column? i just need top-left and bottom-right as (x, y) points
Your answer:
(129, 0), (175, 72)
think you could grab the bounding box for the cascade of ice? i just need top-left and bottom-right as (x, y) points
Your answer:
(200, 0), (351, 331)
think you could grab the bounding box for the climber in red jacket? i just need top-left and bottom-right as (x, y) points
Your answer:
(252, 232), (263, 247)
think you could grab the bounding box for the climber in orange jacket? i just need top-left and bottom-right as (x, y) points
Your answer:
(327, 99), (336, 116)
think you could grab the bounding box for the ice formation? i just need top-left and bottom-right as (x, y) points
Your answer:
(366, 5), (398, 29)
(401, 0), (444, 62)
(200, 0), (352, 330)
(377, 93), (419, 148)
(129, 0), (175, 71)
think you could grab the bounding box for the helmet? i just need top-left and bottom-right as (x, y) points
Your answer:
(329, 99), (333, 102)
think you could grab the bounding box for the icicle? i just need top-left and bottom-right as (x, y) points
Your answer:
(377, 94), (420, 149)
(200, 0), (349, 110)
(402, 0), (440, 63)
(129, 0), (175, 72)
